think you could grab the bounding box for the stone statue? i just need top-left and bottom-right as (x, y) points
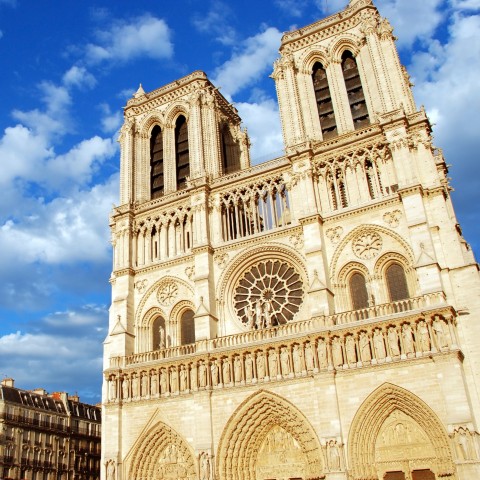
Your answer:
(327, 440), (341, 471)
(141, 373), (148, 397)
(455, 428), (476, 460)
(264, 299), (273, 328)
(255, 299), (264, 329)
(234, 356), (242, 382)
(222, 359), (231, 384)
(417, 320), (431, 352)
(198, 362), (206, 388)
(159, 325), (165, 349)
(211, 360), (219, 386)
(180, 365), (188, 391)
(200, 452), (211, 480)
(160, 368), (168, 394)
(402, 324), (415, 354)
(373, 328), (386, 360)
(106, 461), (116, 480)
(257, 352), (266, 379)
(190, 363), (197, 389)
(132, 374), (139, 398)
(432, 316), (448, 348)
(170, 368), (178, 393)
(346, 336), (356, 364)
(280, 347), (291, 375)
(359, 332), (371, 362)
(150, 372), (158, 395)
(122, 377), (129, 399)
(245, 304), (255, 329)
(245, 354), (253, 381)
(305, 342), (314, 371)
(332, 337), (343, 367)
(292, 344), (302, 373)
(109, 378), (116, 401)
(269, 349), (279, 377)
(388, 327), (400, 356)
(317, 338), (328, 369)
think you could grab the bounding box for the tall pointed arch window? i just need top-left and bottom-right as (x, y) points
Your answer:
(152, 315), (166, 350)
(150, 125), (164, 198)
(221, 124), (240, 174)
(341, 51), (370, 130)
(385, 263), (409, 301)
(312, 62), (337, 139)
(175, 115), (190, 190)
(349, 272), (369, 310)
(180, 309), (195, 345)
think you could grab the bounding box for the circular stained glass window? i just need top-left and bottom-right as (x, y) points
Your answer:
(234, 259), (304, 329)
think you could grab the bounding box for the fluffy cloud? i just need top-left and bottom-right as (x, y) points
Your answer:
(86, 14), (173, 65)
(213, 27), (282, 98)
(275, 0), (310, 18)
(99, 103), (123, 133)
(63, 66), (97, 89)
(192, 0), (237, 45)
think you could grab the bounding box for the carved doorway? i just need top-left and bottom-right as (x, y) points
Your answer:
(255, 426), (307, 480)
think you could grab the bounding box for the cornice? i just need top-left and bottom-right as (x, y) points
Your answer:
(114, 255), (194, 278)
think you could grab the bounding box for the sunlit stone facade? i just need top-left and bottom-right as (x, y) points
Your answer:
(102, 1), (480, 479)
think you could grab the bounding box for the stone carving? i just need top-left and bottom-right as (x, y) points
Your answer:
(108, 378), (116, 401)
(317, 338), (328, 369)
(234, 259), (304, 328)
(269, 349), (278, 377)
(198, 362), (207, 388)
(157, 443), (189, 478)
(141, 373), (148, 397)
(179, 365), (188, 392)
(122, 376), (129, 399)
(170, 368), (178, 393)
(199, 452), (211, 480)
(289, 233), (304, 250)
(401, 324), (415, 355)
(432, 316), (448, 349)
(245, 354), (254, 381)
(185, 265), (195, 280)
(280, 347), (291, 375)
(135, 278), (148, 293)
(159, 325), (166, 349)
(326, 226), (343, 244)
(383, 209), (402, 228)
(305, 342), (315, 371)
(332, 337), (343, 367)
(150, 372), (158, 396)
(222, 359), (231, 384)
(352, 231), (382, 259)
(106, 460), (116, 480)
(346, 335), (357, 364)
(234, 356), (242, 383)
(417, 320), (431, 352)
(454, 427), (478, 461)
(388, 326), (400, 356)
(326, 440), (341, 471)
(292, 344), (303, 373)
(211, 360), (219, 386)
(373, 328), (386, 360)
(359, 332), (371, 362)
(132, 374), (139, 398)
(157, 281), (179, 306)
(190, 363), (197, 390)
(160, 368), (168, 394)
(257, 352), (266, 379)
(214, 252), (229, 269)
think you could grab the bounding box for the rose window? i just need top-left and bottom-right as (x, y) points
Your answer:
(234, 260), (304, 329)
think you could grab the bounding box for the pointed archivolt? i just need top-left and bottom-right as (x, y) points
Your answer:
(348, 383), (456, 480)
(217, 390), (324, 480)
(128, 421), (196, 480)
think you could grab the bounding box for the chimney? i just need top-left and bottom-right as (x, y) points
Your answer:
(1, 378), (14, 387)
(32, 388), (47, 396)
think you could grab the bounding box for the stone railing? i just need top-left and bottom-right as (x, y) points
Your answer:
(109, 291), (447, 369)
(105, 304), (458, 403)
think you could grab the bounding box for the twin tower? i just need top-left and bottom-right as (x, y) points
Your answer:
(103, 1), (480, 480)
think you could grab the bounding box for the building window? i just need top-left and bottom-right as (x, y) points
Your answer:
(385, 263), (409, 301)
(180, 310), (195, 345)
(312, 62), (337, 139)
(221, 124), (240, 174)
(175, 115), (190, 190)
(341, 51), (370, 130)
(150, 125), (164, 199)
(349, 272), (369, 310)
(152, 315), (166, 350)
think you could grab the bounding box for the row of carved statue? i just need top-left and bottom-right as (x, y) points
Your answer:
(107, 314), (457, 401)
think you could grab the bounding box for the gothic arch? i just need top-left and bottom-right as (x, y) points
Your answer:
(330, 224), (415, 281)
(164, 101), (190, 128)
(139, 111), (166, 135)
(217, 243), (309, 328)
(127, 420), (197, 480)
(328, 34), (362, 63)
(217, 390), (324, 480)
(348, 383), (456, 480)
(299, 46), (330, 72)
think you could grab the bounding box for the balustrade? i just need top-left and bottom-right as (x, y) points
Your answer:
(106, 308), (458, 403)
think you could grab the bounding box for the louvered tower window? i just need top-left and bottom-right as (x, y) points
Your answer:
(341, 51), (370, 130)
(386, 263), (409, 301)
(175, 115), (190, 190)
(180, 310), (195, 345)
(221, 125), (240, 174)
(349, 272), (369, 310)
(150, 126), (164, 198)
(312, 62), (338, 139)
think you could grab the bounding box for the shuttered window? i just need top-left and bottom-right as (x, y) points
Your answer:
(341, 51), (370, 130)
(175, 115), (190, 190)
(312, 62), (338, 139)
(150, 126), (164, 198)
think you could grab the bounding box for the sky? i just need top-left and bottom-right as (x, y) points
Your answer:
(0, 0), (479, 405)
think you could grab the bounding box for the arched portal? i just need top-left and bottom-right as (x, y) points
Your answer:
(128, 421), (196, 480)
(348, 383), (456, 480)
(217, 390), (324, 480)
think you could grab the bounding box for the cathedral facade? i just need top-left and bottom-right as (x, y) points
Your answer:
(102, 1), (480, 479)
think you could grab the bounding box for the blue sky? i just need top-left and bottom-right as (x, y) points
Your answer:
(0, 0), (479, 404)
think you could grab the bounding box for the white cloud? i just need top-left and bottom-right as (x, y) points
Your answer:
(213, 27), (282, 98)
(450, 0), (480, 9)
(62, 65), (97, 89)
(192, 0), (237, 45)
(275, 0), (310, 17)
(99, 103), (123, 133)
(236, 96), (283, 162)
(86, 14), (173, 65)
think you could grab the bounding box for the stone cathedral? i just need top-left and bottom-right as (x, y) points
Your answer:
(101, 1), (480, 479)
